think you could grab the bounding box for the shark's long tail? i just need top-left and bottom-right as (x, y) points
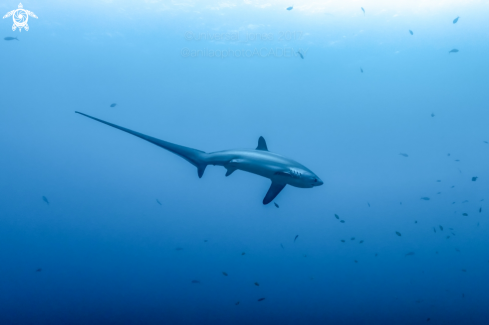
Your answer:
(75, 111), (208, 178)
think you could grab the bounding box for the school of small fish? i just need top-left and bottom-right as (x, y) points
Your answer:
(17, 8), (481, 318)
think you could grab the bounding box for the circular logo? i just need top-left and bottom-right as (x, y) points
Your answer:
(13, 9), (28, 28)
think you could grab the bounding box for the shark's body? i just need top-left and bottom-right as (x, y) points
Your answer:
(75, 112), (323, 204)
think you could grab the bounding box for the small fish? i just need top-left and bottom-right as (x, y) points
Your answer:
(304, 254), (307, 257)
(415, 221), (417, 224)
(462, 293), (465, 298)
(274, 202), (279, 208)
(36, 268), (42, 272)
(479, 207), (482, 213)
(254, 282), (259, 286)
(437, 192), (441, 194)
(175, 247), (183, 251)
(334, 214), (339, 219)
(361, 7), (365, 15)
(191, 280), (200, 284)
(294, 235), (299, 242)
(451, 186), (455, 188)
(462, 213), (468, 216)
(455, 159), (460, 162)
(455, 248), (460, 252)
(42, 196), (49, 205)
(453, 16), (459, 24)
(446, 236), (450, 239)
(439, 225), (443, 231)
(447, 153), (450, 156)
(257, 298), (266, 301)
(405, 252), (415, 257)
(354, 260), (358, 263)
(451, 232), (455, 236)
(433, 227), (436, 233)
(399, 153), (409, 157)
(462, 200), (469, 203)
(204, 240), (208, 242)
(395, 231), (402, 236)
(241, 252), (246, 255)
(222, 272), (228, 276)
(436, 180), (441, 182)
(359, 240), (364, 244)
(409, 30), (413, 35)
(375, 253), (378, 257)
(461, 269), (467, 272)
(235, 301), (240, 305)
(280, 243), (284, 249)
(427, 318), (430, 322)
(484, 141), (488, 144)
(340, 220), (345, 223)
(449, 49), (459, 54)
(351, 237), (355, 241)
(360, 68), (363, 73)
(472, 177), (478, 181)
(367, 202), (370, 207)
(431, 113), (435, 117)
(110, 103), (117, 107)
(286, 6), (293, 10)
(156, 199), (162, 205)
(297, 51), (304, 59)
(340, 240), (345, 243)
(4, 37), (19, 41)
(421, 197), (430, 201)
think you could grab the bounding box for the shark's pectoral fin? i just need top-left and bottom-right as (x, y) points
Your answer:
(225, 167), (236, 177)
(263, 182), (286, 205)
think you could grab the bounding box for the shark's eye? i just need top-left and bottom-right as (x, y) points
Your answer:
(314, 179), (318, 182)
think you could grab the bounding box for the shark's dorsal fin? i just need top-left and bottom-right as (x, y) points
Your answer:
(256, 136), (268, 151)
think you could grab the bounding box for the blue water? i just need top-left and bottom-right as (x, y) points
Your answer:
(1, 1), (488, 324)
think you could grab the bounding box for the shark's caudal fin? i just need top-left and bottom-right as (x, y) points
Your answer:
(75, 112), (208, 178)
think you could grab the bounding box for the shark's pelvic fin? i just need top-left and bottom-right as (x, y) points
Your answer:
(75, 111), (208, 177)
(225, 167), (236, 177)
(263, 182), (286, 205)
(256, 136), (268, 151)
(225, 158), (242, 177)
(197, 165), (207, 178)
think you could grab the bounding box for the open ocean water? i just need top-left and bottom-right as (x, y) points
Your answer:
(1, 0), (488, 324)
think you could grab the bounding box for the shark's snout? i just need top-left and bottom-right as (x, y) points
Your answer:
(314, 178), (324, 186)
